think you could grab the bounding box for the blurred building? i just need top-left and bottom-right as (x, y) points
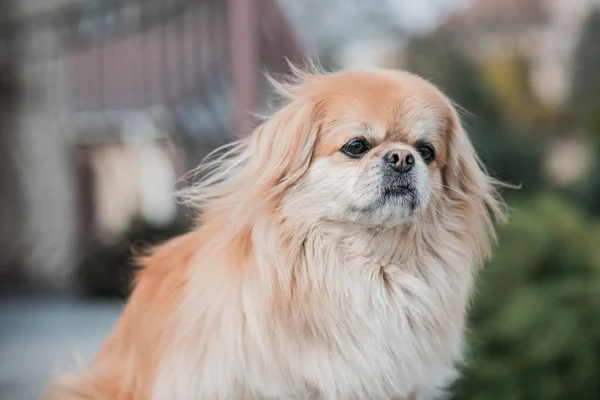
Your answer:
(0, 0), (303, 291)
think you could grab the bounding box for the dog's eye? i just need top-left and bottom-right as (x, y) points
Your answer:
(341, 138), (370, 158)
(417, 143), (435, 163)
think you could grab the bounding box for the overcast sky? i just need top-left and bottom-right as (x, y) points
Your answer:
(278, 0), (465, 56)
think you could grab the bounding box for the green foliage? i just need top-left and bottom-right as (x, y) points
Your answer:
(405, 38), (544, 195)
(454, 195), (600, 400)
(404, 15), (600, 399)
(566, 9), (600, 217)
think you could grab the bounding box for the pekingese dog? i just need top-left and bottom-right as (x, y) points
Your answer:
(44, 66), (506, 400)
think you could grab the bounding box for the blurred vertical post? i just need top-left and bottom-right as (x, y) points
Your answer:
(228, 0), (259, 138)
(261, 0), (304, 67)
(11, 0), (78, 289)
(0, 0), (24, 281)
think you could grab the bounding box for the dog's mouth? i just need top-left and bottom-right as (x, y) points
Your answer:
(382, 184), (419, 212)
(347, 183), (420, 217)
(382, 185), (414, 198)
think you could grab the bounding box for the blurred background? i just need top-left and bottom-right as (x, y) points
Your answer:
(1, 0), (600, 398)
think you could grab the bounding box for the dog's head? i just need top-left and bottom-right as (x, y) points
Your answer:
(184, 67), (504, 260)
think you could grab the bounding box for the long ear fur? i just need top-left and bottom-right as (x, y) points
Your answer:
(178, 72), (324, 235)
(443, 108), (508, 264)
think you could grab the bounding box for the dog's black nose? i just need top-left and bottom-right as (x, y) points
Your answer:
(384, 149), (415, 173)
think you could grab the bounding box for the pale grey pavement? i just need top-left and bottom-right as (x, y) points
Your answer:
(0, 295), (122, 400)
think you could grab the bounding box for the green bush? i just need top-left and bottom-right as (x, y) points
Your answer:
(78, 216), (190, 298)
(454, 195), (600, 400)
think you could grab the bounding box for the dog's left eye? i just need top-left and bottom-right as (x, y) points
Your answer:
(341, 138), (371, 158)
(417, 143), (435, 163)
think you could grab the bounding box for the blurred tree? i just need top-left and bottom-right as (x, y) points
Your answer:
(454, 195), (600, 400)
(405, 37), (543, 196)
(481, 51), (558, 130)
(562, 140), (600, 217)
(571, 8), (600, 132)
(566, 8), (600, 216)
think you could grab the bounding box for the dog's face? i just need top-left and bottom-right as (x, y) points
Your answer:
(198, 68), (498, 236)
(268, 69), (459, 227)
(296, 71), (452, 226)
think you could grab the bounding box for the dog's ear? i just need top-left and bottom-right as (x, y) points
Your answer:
(443, 108), (506, 263)
(201, 97), (324, 248)
(179, 69), (324, 234)
(245, 98), (323, 202)
(443, 110), (495, 207)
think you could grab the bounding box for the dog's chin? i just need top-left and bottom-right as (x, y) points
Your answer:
(344, 186), (427, 227)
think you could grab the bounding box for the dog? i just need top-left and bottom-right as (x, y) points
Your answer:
(44, 66), (506, 399)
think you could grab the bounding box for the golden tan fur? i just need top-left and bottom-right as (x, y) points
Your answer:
(44, 66), (505, 400)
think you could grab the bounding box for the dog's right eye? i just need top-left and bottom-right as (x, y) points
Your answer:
(341, 138), (371, 158)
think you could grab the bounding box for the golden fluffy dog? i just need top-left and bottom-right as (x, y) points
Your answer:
(44, 66), (505, 399)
